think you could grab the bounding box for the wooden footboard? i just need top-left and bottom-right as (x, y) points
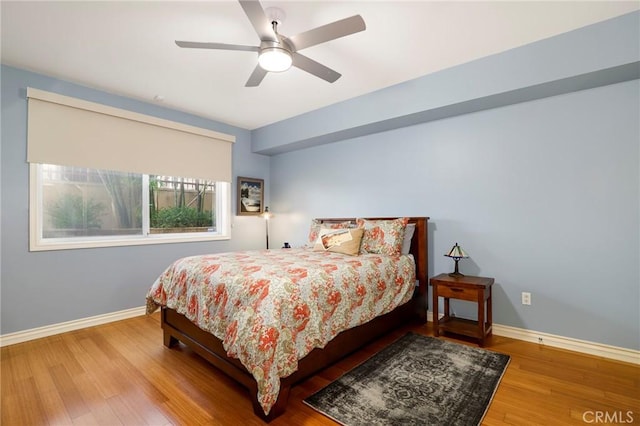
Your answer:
(162, 298), (419, 420)
(159, 216), (429, 421)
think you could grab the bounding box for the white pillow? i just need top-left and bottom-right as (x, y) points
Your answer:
(401, 223), (416, 255)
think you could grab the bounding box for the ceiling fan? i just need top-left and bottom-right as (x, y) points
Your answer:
(175, 0), (366, 87)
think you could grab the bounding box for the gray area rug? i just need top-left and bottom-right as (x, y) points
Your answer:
(304, 333), (510, 426)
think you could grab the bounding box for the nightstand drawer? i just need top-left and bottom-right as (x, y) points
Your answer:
(437, 285), (477, 301)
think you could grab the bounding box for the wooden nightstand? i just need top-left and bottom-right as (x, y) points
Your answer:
(430, 273), (494, 346)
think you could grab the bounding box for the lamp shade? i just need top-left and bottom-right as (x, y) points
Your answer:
(261, 206), (273, 219)
(258, 48), (292, 72)
(445, 243), (468, 259)
(262, 206), (272, 249)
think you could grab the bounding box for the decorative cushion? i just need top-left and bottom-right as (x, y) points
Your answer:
(356, 217), (409, 256)
(313, 228), (364, 256)
(307, 219), (352, 247)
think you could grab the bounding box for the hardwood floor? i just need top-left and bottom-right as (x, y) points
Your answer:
(2, 313), (638, 425)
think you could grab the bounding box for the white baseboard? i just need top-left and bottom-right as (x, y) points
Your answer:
(426, 311), (639, 365)
(0, 306), (146, 347)
(2, 308), (638, 365)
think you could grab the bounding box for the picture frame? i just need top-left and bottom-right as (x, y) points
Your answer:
(237, 176), (264, 216)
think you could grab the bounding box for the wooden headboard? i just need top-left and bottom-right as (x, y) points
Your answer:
(316, 216), (429, 321)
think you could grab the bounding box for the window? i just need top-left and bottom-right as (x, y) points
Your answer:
(31, 164), (230, 250)
(26, 88), (234, 251)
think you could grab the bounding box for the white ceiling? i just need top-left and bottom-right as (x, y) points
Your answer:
(2, 1), (638, 130)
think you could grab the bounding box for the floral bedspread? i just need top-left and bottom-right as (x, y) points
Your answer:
(146, 248), (416, 415)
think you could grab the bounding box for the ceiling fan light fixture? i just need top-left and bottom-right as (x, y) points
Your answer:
(258, 47), (292, 72)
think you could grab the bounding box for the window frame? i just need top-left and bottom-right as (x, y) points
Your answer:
(29, 164), (231, 251)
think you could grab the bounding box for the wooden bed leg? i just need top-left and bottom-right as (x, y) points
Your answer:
(417, 295), (428, 324)
(163, 331), (179, 348)
(250, 383), (290, 422)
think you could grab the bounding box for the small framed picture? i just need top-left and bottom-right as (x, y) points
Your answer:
(237, 176), (264, 216)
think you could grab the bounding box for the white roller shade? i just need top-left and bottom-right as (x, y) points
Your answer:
(27, 88), (235, 182)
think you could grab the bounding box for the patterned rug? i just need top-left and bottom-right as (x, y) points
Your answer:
(304, 333), (510, 426)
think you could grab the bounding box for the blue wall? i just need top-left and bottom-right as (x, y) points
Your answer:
(268, 81), (639, 350)
(0, 65), (270, 334)
(263, 12), (640, 350)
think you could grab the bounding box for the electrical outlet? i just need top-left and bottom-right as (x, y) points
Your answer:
(522, 292), (531, 305)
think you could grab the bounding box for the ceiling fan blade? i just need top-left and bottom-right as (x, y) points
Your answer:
(292, 52), (341, 83)
(238, 0), (278, 42)
(245, 64), (268, 87)
(287, 15), (365, 51)
(175, 41), (259, 52)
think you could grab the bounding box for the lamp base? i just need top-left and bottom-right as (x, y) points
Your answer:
(449, 258), (463, 277)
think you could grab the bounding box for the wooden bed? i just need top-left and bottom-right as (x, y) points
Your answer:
(159, 216), (429, 421)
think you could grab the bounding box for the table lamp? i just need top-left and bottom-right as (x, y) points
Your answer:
(445, 243), (468, 277)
